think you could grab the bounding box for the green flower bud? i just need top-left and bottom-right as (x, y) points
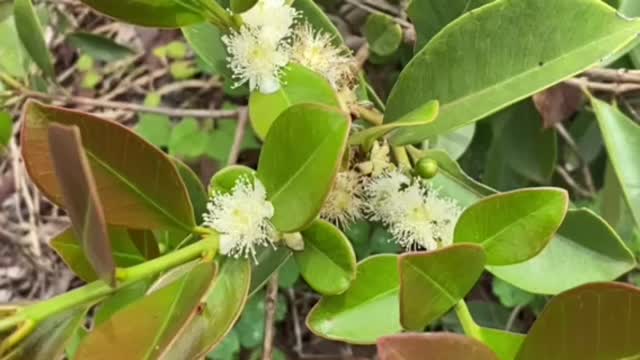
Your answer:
(416, 157), (439, 179)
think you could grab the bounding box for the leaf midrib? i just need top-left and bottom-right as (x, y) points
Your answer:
(143, 276), (188, 359)
(86, 150), (192, 231)
(480, 197), (560, 251)
(267, 124), (344, 202)
(405, 261), (457, 304)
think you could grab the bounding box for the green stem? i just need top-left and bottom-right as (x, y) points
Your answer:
(351, 104), (384, 126)
(392, 146), (411, 170)
(455, 300), (483, 341)
(0, 235), (218, 333)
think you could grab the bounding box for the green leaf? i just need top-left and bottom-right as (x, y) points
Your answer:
(249, 247), (292, 296)
(399, 244), (486, 331)
(166, 41), (188, 60)
(47, 124), (115, 285)
(306, 254), (401, 344)
(377, 333), (499, 360)
(249, 64), (340, 140)
(277, 257), (300, 288)
(516, 282), (640, 360)
(169, 118), (208, 158)
(209, 165), (256, 195)
(386, 0), (640, 145)
(363, 14), (402, 56)
(257, 103), (349, 232)
(453, 188), (569, 265)
(620, 0), (640, 68)
(66, 32), (135, 62)
(0, 111), (11, 152)
(492, 277), (535, 308)
(231, 0), (258, 13)
(0, 16), (28, 79)
(165, 259), (250, 359)
(427, 124), (475, 160)
(0, 1), (12, 23)
(349, 100), (439, 150)
(590, 97), (640, 227)
(77, 0), (204, 28)
(492, 100), (558, 183)
(51, 227), (147, 283)
(488, 209), (637, 294)
(206, 330), (240, 360)
(182, 23), (231, 78)
(295, 220), (357, 295)
(206, 107), (260, 163)
(1, 307), (87, 360)
(76, 262), (217, 359)
(173, 158), (208, 224)
(13, 0), (54, 77)
(480, 328), (525, 360)
(134, 94), (172, 148)
(408, 0), (492, 51)
(22, 101), (196, 231)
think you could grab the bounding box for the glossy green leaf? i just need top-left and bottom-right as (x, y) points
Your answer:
(399, 244), (486, 331)
(295, 220), (356, 295)
(51, 227), (147, 283)
(349, 100), (439, 150)
(249, 64), (340, 139)
(66, 32), (135, 62)
(377, 333), (499, 360)
(408, 0), (492, 51)
(387, 0), (640, 144)
(454, 188), (569, 265)
(21, 100), (196, 231)
(209, 165), (256, 195)
(182, 23), (231, 78)
(257, 103), (349, 232)
(492, 277), (535, 308)
(307, 254), (401, 344)
(206, 107), (260, 163)
(47, 124), (115, 285)
(165, 259), (250, 359)
(76, 262), (217, 359)
(173, 158), (207, 224)
(13, 0), (54, 77)
(249, 246), (292, 296)
(516, 282), (640, 360)
(481, 327), (525, 360)
(1, 307), (87, 360)
(78, 0), (204, 28)
(363, 14), (402, 56)
(591, 97), (640, 227)
(489, 209), (636, 295)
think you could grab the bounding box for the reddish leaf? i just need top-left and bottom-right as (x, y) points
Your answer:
(47, 123), (115, 286)
(21, 100), (195, 231)
(516, 282), (640, 360)
(76, 262), (217, 359)
(128, 229), (160, 259)
(377, 333), (499, 360)
(532, 83), (583, 128)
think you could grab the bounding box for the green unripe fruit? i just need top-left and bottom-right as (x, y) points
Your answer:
(416, 157), (439, 179)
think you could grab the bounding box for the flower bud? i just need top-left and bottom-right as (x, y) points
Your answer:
(416, 157), (439, 179)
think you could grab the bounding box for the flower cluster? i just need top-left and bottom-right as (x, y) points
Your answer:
(364, 171), (462, 251)
(223, 0), (357, 98)
(203, 176), (276, 262)
(320, 170), (365, 229)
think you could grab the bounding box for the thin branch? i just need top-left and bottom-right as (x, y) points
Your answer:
(554, 123), (597, 196)
(0, 72), (238, 120)
(343, 0), (412, 28)
(564, 77), (640, 95)
(555, 166), (594, 199)
(226, 108), (249, 166)
(262, 275), (279, 360)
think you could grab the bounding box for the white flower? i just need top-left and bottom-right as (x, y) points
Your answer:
(320, 171), (365, 228)
(223, 27), (291, 94)
(365, 171), (462, 251)
(241, 0), (298, 44)
(291, 23), (356, 92)
(203, 176), (276, 261)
